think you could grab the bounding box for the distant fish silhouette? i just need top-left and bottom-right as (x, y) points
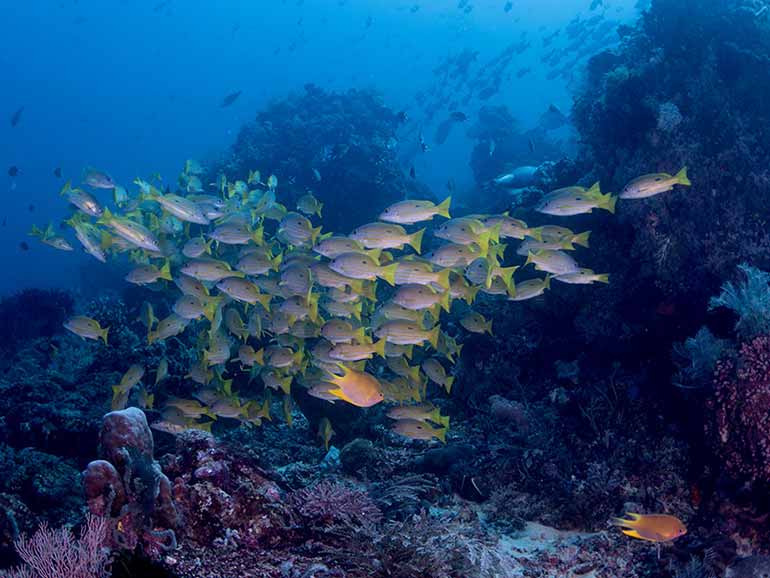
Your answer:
(10, 106), (24, 127)
(409, 166), (416, 179)
(53, 167), (63, 178)
(8, 166), (20, 177)
(220, 91), (242, 108)
(19, 241), (29, 251)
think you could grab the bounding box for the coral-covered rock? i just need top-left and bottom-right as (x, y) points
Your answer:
(83, 408), (179, 558)
(707, 335), (770, 483)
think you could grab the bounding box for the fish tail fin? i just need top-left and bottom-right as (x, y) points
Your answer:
(101, 327), (109, 346)
(428, 325), (440, 349)
(485, 319), (494, 336)
(373, 338), (387, 359)
(436, 196), (452, 218)
(467, 285), (480, 305)
(435, 268), (451, 291)
(600, 193), (617, 214)
(352, 301), (363, 321)
(316, 203), (323, 218)
(527, 226), (544, 242)
(676, 166), (691, 186)
(366, 248), (383, 263)
(257, 293), (272, 311)
(596, 273), (610, 284)
(29, 224), (43, 238)
(311, 225), (323, 246)
(439, 289), (452, 313)
(506, 278), (517, 299)
(432, 409), (450, 428)
(271, 253), (283, 271)
(159, 259), (173, 281)
(445, 375), (454, 394)
(488, 222), (501, 245)
(405, 363), (419, 385)
(251, 224), (264, 245)
(525, 251), (535, 267)
(379, 263), (398, 286)
(59, 180), (72, 196)
(254, 348), (265, 366)
(435, 426), (447, 443)
(499, 266), (518, 289)
(97, 206), (113, 226)
(476, 230), (491, 256)
(147, 331), (156, 345)
(280, 377), (292, 396)
(353, 326), (366, 343)
(205, 238), (214, 255)
(573, 231), (591, 248)
(409, 228), (425, 254)
(197, 421), (213, 433)
(544, 275), (552, 290)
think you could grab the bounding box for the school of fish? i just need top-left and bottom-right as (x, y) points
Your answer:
(38, 163), (690, 445)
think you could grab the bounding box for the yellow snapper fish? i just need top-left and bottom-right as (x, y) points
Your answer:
(479, 214), (542, 241)
(329, 252), (398, 286)
(313, 236), (368, 258)
(392, 284), (451, 313)
(391, 418), (446, 443)
(328, 339), (387, 362)
(620, 167), (691, 199)
(137, 301), (158, 335)
(278, 212), (322, 246)
(385, 355), (422, 384)
(536, 182), (616, 216)
(321, 319), (366, 344)
(172, 294), (208, 320)
(155, 357), (169, 385)
(375, 320), (440, 348)
(421, 357), (454, 393)
(434, 217), (498, 254)
(324, 365), (385, 407)
(174, 274), (210, 299)
(64, 316), (109, 344)
(97, 208), (160, 252)
(237, 251), (281, 275)
(65, 187), (103, 217)
(125, 260), (173, 285)
(224, 308), (250, 341)
(262, 370), (292, 394)
(539, 226), (591, 248)
(67, 216), (107, 262)
(165, 397), (214, 419)
(349, 222), (424, 253)
(280, 294), (320, 322)
(204, 331), (232, 366)
(448, 273), (480, 304)
(508, 276), (551, 301)
(459, 311), (493, 335)
(394, 259), (451, 289)
(148, 314), (190, 344)
(29, 224), (74, 251)
(209, 220), (263, 245)
(554, 269), (609, 285)
(182, 237), (213, 258)
(479, 275), (515, 297)
(464, 257), (517, 290)
(144, 187), (210, 224)
(386, 403), (450, 428)
(180, 258), (244, 282)
(379, 196), (451, 224)
(318, 417), (335, 450)
(425, 243), (486, 268)
(216, 278), (271, 309)
(297, 192), (323, 217)
(525, 250), (580, 275)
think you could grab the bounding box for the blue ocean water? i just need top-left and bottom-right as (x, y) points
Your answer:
(0, 0), (637, 295)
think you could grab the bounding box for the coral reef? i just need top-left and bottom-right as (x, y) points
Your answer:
(211, 84), (419, 232)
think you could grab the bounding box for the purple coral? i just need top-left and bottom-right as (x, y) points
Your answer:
(5, 513), (110, 578)
(291, 481), (382, 530)
(707, 335), (770, 483)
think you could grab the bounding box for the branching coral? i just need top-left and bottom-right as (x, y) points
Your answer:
(709, 263), (770, 339)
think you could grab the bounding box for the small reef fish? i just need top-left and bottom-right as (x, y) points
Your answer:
(611, 513), (687, 543)
(537, 183), (616, 216)
(392, 418), (447, 443)
(459, 312), (493, 335)
(619, 167), (691, 199)
(379, 197), (451, 224)
(325, 365), (385, 407)
(64, 316), (109, 344)
(83, 167), (115, 189)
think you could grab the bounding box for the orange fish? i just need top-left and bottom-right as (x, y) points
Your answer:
(612, 513), (686, 543)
